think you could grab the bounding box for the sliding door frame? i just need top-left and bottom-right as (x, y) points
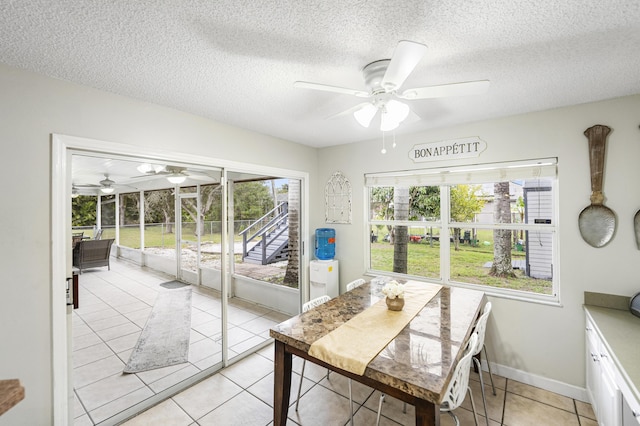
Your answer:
(52, 134), (309, 425)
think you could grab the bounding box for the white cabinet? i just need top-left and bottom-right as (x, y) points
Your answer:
(586, 317), (621, 426)
(623, 397), (640, 426)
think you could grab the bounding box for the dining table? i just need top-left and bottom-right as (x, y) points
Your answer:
(269, 280), (486, 426)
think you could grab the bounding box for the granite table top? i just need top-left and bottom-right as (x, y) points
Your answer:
(270, 282), (486, 404)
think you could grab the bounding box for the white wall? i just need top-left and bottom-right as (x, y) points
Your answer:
(3, 57), (639, 423)
(0, 63), (319, 425)
(317, 94), (640, 395)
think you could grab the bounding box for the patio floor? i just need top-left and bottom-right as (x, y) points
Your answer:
(72, 257), (291, 425)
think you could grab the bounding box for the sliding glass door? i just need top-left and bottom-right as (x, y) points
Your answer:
(67, 147), (304, 425)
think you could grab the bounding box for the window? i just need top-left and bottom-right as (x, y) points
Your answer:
(366, 159), (558, 302)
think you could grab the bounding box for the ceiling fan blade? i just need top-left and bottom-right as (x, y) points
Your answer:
(325, 102), (372, 120)
(398, 80), (490, 100)
(294, 81), (370, 98)
(381, 40), (427, 91)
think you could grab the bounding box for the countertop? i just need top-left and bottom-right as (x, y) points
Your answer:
(584, 296), (640, 405)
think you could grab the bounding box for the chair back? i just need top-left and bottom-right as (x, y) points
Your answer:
(346, 278), (366, 292)
(471, 301), (492, 356)
(441, 333), (478, 411)
(302, 295), (331, 313)
(72, 235), (84, 248)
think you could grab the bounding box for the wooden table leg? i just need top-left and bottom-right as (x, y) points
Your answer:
(273, 340), (292, 426)
(415, 398), (439, 426)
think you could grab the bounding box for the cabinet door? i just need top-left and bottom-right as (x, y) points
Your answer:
(598, 339), (621, 426)
(586, 323), (601, 417)
(599, 363), (621, 426)
(623, 397), (640, 426)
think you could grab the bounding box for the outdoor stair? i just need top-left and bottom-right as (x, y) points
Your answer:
(244, 223), (289, 265)
(240, 202), (290, 266)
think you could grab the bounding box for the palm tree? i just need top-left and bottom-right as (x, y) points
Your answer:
(284, 179), (300, 287)
(489, 182), (516, 277)
(393, 187), (410, 274)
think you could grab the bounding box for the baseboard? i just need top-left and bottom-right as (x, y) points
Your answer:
(482, 360), (589, 402)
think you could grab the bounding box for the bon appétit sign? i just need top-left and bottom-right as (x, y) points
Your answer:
(409, 137), (487, 162)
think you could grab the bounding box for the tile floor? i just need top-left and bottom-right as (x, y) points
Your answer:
(122, 343), (597, 426)
(72, 258), (290, 425)
(73, 258), (596, 426)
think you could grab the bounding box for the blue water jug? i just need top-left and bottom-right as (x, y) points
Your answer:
(315, 228), (336, 260)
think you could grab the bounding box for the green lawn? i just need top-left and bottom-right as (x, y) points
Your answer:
(89, 225), (551, 294)
(370, 239), (552, 294)
(87, 224), (227, 249)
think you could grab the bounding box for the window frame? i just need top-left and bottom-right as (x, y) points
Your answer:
(364, 158), (560, 305)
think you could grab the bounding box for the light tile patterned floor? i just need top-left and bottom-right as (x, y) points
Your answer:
(122, 344), (597, 426)
(72, 258), (289, 425)
(73, 258), (596, 426)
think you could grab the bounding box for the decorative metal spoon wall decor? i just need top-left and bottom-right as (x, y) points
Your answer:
(578, 124), (616, 247)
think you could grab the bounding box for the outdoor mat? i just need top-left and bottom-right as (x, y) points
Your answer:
(124, 287), (192, 373)
(159, 280), (189, 289)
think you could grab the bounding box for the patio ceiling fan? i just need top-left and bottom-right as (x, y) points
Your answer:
(294, 40), (490, 131)
(74, 174), (120, 194)
(133, 164), (217, 184)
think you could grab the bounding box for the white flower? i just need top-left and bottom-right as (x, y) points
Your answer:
(381, 280), (405, 299)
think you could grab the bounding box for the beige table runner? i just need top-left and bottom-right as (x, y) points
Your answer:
(308, 281), (442, 375)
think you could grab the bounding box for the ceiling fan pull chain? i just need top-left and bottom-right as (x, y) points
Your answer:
(392, 131), (397, 149)
(381, 132), (387, 154)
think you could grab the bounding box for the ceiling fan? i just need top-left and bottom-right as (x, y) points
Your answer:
(75, 174), (119, 194)
(294, 40), (490, 131)
(134, 164), (216, 184)
(134, 164), (188, 183)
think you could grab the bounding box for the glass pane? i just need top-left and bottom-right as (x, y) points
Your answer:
(199, 184), (224, 275)
(71, 195), (97, 237)
(233, 178), (294, 288)
(370, 225), (440, 279)
(143, 189), (176, 259)
(100, 194), (116, 239)
(449, 228), (553, 295)
(370, 186), (440, 221)
(450, 179), (554, 225)
(119, 192), (140, 248)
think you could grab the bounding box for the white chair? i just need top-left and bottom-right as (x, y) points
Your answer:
(295, 296), (352, 417)
(346, 278), (365, 292)
(342, 278), (366, 421)
(470, 301), (496, 426)
(376, 334), (480, 426)
(295, 294), (355, 424)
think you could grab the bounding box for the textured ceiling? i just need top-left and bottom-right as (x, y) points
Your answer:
(1, 1), (640, 148)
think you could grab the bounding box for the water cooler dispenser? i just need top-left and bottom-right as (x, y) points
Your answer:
(310, 228), (339, 299)
(310, 259), (339, 299)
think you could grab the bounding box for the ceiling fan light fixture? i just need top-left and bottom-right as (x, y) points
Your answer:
(380, 115), (400, 132)
(380, 100), (410, 132)
(167, 174), (186, 184)
(353, 103), (377, 128)
(137, 163), (153, 174)
(100, 186), (114, 194)
(386, 100), (410, 123)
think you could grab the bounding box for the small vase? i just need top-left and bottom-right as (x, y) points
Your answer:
(386, 297), (405, 311)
